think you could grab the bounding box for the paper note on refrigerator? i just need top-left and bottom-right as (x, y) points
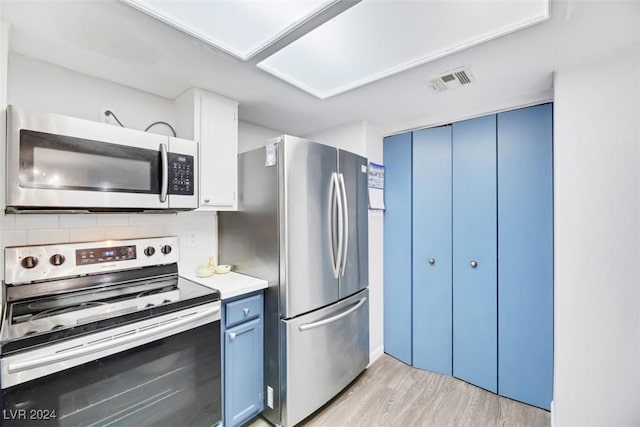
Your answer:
(368, 162), (385, 210)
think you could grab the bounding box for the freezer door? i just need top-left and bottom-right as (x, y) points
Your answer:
(282, 289), (369, 427)
(338, 150), (369, 298)
(280, 137), (339, 318)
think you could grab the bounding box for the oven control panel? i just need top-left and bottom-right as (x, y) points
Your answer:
(4, 237), (180, 285)
(76, 245), (137, 265)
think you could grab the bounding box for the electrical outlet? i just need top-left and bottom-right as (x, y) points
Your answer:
(188, 232), (197, 248)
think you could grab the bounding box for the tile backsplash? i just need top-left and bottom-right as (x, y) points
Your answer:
(0, 211), (218, 280)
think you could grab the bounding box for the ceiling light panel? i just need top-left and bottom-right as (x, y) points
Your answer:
(258, 0), (549, 99)
(121, 0), (338, 60)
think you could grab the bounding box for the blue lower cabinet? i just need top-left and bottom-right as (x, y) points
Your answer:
(383, 132), (413, 365)
(452, 114), (498, 393)
(497, 104), (553, 409)
(223, 293), (264, 427)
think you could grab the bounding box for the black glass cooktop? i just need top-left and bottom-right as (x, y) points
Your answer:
(1, 269), (219, 355)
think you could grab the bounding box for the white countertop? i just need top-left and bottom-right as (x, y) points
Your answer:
(182, 271), (268, 300)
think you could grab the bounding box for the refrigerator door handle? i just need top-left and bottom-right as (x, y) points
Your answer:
(298, 297), (367, 331)
(328, 172), (341, 278)
(338, 173), (349, 277)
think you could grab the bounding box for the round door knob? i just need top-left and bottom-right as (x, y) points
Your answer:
(50, 254), (65, 266)
(144, 246), (156, 257)
(428, 258), (435, 265)
(229, 332), (236, 340)
(160, 245), (172, 255)
(21, 256), (38, 269)
(243, 308), (250, 316)
(470, 260), (478, 268)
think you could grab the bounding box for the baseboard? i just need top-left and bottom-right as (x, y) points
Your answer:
(368, 346), (384, 367)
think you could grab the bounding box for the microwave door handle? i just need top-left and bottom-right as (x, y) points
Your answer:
(160, 143), (169, 203)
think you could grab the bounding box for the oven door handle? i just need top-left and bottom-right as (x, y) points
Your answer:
(7, 304), (220, 375)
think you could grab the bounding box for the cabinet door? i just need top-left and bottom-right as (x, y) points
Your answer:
(199, 92), (238, 210)
(225, 317), (263, 427)
(383, 132), (413, 365)
(452, 115), (498, 393)
(412, 126), (452, 375)
(498, 104), (553, 409)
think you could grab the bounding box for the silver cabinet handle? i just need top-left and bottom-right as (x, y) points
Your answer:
(203, 198), (210, 203)
(242, 308), (250, 316)
(338, 173), (348, 277)
(229, 332), (236, 340)
(160, 143), (169, 203)
(299, 297), (367, 332)
(470, 260), (478, 268)
(428, 258), (435, 265)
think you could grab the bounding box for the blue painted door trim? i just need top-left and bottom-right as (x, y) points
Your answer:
(383, 132), (413, 365)
(497, 103), (553, 410)
(412, 126), (453, 375)
(452, 114), (498, 393)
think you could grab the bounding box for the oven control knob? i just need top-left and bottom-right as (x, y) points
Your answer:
(161, 245), (172, 255)
(21, 256), (38, 269)
(50, 254), (65, 266)
(144, 246), (156, 257)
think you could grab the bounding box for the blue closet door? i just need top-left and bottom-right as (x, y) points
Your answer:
(452, 115), (498, 393)
(497, 104), (553, 410)
(412, 126), (452, 375)
(383, 132), (413, 365)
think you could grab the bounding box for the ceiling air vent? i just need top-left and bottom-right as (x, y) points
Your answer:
(427, 66), (477, 93)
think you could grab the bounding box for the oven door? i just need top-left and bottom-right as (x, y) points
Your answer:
(6, 105), (197, 211)
(1, 303), (221, 427)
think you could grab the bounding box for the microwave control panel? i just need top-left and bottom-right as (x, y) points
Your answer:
(168, 153), (194, 195)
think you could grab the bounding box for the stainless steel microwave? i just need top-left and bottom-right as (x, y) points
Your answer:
(6, 105), (198, 213)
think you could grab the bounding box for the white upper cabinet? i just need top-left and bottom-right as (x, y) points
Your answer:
(175, 88), (238, 211)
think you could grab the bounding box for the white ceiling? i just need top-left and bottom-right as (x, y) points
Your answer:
(1, 0), (639, 136)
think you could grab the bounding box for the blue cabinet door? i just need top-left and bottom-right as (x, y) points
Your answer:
(383, 132), (413, 365)
(412, 126), (453, 375)
(497, 104), (553, 409)
(452, 115), (498, 393)
(225, 317), (264, 427)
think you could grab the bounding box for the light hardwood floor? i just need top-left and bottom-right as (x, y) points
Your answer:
(248, 353), (551, 427)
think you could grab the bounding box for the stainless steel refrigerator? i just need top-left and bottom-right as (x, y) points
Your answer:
(219, 135), (369, 427)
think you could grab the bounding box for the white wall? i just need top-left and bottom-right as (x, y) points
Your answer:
(238, 120), (281, 153)
(553, 47), (640, 426)
(304, 120), (385, 363)
(8, 54), (174, 132)
(304, 120), (367, 157)
(2, 55), (218, 277)
(364, 121), (384, 363)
